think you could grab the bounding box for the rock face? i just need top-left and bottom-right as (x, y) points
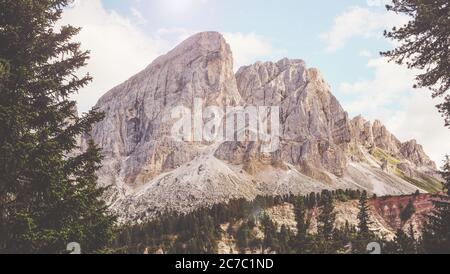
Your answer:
(349, 116), (436, 170)
(231, 60), (351, 178)
(86, 32), (441, 223)
(89, 32), (241, 201)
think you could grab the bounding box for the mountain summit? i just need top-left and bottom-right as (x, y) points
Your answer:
(84, 32), (441, 223)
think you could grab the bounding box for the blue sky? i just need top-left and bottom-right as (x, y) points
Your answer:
(62, 0), (449, 163)
(100, 0), (388, 89)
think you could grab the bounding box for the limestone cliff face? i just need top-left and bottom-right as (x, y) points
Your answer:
(89, 32), (241, 199)
(223, 59), (351, 178)
(349, 116), (436, 170)
(86, 32), (441, 223)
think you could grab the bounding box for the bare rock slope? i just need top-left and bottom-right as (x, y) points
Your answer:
(86, 32), (441, 223)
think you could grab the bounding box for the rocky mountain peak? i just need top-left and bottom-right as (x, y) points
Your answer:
(85, 32), (441, 223)
(349, 116), (436, 170)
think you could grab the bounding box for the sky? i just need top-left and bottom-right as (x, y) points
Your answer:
(61, 0), (450, 165)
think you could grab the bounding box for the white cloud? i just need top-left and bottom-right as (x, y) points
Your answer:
(159, 0), (211, 16)
(131, 7), (148, 25)
(59, 1), (282, 113)
(338, 57), (450, 164)
(320, 6), (408, 52)
(384, 93), (450, 167)
(223, 32), (283, 70)
(60, 0), (170, 113)
(359, 49), (373, 58)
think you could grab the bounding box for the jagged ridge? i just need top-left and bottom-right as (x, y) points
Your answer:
(84, 32), (441, 223)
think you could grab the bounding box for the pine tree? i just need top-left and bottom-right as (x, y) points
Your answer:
(236, 222), (250, 251)
(317, 191), (336, 241)
(421, 156), (450, 254)
(400, 199), (416, 223)
(293, 196), (310, 253)
(0, 0), (116, 253)
(260, 213), (277, 253)
(354, 191), (375, 253)
(278, 225), (292, 254)
(357, 191), (371, 238)
(315, 190), (336, 254)
(392, 229), (416, 254)
(382, 0), (450, 127)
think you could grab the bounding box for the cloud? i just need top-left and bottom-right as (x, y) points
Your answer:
(60, 0), (170, 113)
(223, 32), (283, 70)
(338, 57), (450, 164)
(320, 6), (408, 53)
(131, 7), (148, 25)
(159, 0), (212, 16)
(359, 49), (373, 58)
(59, 1), (283, 114)
(384, 93), (450, 167)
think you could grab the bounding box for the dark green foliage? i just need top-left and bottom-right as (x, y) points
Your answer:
(313, 190), (337, 254)
(114, 190), (438, 254)
(386, 225), (417, 254)
(236, 221), (251, 251)
(317, 190), (336, 241)
(0, 0), (116, 253)
(114, 192), (361, 254)
(293, 196), (311, 253)
(421, 157), (450, 253)
(382, 0), (450, 127)
(357, 191), (372, 238)
(260, 213), (278, 253)
(400, 199), (416, 223)
(353, 191), (376, 253)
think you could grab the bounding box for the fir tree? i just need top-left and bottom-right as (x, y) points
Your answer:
(317, 191), (336, 241)
(236, 222), (250, 251)
(315, 190), (336, 253)
(357, 191), (372, 238)
(0, 0), (116, 253)
(293, 196), (311, 253)
(382, 0), (450, 127)
(400, 199), (416, 223)
(260, 213), (277, 253)
(421, 157), (450, 254)
(278, 225), (292, 254)
(354, 191), (375, 253)
(392, 228), (416, 254)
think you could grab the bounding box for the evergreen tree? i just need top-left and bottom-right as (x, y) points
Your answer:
(421, 157), (450, 254)
(293, 196), (310, 253)
(260, 213), (277, 253)
(315, 190), (336, 253)
(382, 0), (450, 127)
(0, 0), (116, 253)
(236, 222), (250, 251)
(400, 199), (416, 223)
(278, 225), (292, 254)
(392, 228), (416, 254)
(317, 191), (336, 241)
(354, 191), (375, 253)
(357, 191), (372, 238)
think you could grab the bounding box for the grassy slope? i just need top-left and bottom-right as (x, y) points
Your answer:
(370, 148), (443, 193)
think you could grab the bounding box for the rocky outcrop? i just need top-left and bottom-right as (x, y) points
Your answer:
(86, 32), (441, 223)
(349, 116), (436, 170)
(88, 32), (241, 198)
(400, 140), (436, 169)
(229, 59), (351, 178)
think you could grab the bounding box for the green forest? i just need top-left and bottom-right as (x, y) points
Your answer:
(113, 188), (450, 254)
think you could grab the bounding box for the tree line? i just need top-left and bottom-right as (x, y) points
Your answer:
(113, 180), (450, 254)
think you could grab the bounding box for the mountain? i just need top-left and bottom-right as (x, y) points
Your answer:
(84, 32), (441, 223)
